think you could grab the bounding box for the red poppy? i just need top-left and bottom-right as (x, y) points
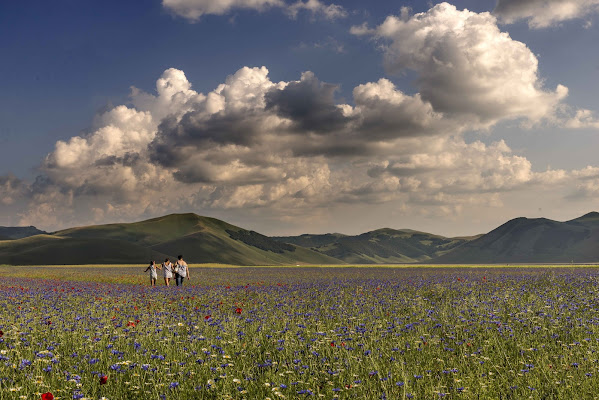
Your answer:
(127, 321), (135, 327)
(100, 375), (108, 385)
(41, 393), (54, 400)
(204, 315), (211, 320)
(0, 330), (3, 338)
(235, 308), (242, 314)
(330, 342), (335, 347)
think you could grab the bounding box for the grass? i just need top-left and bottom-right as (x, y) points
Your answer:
(2, 264), (599, 286)
(2, 266), (599, 399)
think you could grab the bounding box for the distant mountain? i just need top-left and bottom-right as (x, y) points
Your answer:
(0, 226), (46, 240)
(2, 212), (598, 265)
(432, 212), (599, 263)
(274, 228), (472, 263)
(0, 214), (341, 265)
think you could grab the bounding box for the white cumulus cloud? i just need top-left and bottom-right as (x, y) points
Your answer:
(1, 60), (596, 231)
(353, 3), (568, 129)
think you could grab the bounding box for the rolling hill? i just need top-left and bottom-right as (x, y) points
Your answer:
(2, 212), (599, 265)
(432, 212), (599, 263)
(0, 214), (341, 265)
(0, 226), (46, 240)
(274, 228), (473, 263)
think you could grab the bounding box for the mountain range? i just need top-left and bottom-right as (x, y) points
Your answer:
(0, 212), (598, 265)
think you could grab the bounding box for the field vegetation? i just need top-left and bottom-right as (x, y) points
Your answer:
(1, 266), (599, 399)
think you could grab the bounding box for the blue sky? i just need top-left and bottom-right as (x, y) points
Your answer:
(1, 0), (599, 236)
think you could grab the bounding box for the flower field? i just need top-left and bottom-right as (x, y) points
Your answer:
(1, 266), (599, 399)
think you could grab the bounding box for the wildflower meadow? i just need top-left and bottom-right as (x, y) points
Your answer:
(1, 266), (599, 399)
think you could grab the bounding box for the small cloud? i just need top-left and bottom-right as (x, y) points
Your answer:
(349, 22), (375, 36)
(296, 36), (345, 53)
(162, 0), (347, 22)
(494, 0), (599, 29)
(286, 0), (347, 20)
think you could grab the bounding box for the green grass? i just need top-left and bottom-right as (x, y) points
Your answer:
(2, 267), (599, 399)
(0, 264), (597, 286)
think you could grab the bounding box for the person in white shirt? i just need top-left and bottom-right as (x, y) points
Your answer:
(162, 258), (174, 286)
(174, 255), (190, 286)
(144, 260), (161, 286)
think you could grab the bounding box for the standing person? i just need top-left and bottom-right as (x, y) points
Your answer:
(162, 258), (174, 286)
(174, 255), (189, 286)
(144, 260), (161, 286)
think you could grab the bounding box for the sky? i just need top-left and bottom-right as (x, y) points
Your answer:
(1, 0), (599, 237)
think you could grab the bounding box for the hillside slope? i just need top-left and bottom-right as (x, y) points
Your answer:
(0, 235), (170, 265)
(274, 228), (470, 263)
(0, 214), (340, 265)
(433, 212), (599, 263)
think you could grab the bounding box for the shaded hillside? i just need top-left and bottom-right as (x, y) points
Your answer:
(0, 235), (169, 265)
(274, 228), (470, 263)
(0, 226), (46, 240)
(271, 233), (347, 248)
(0, 214), (340, 265)
(433, 212), (599, 263)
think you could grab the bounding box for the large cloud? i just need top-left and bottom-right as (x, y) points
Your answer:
(353, 3), (568, 129)
(3, 3), (599, 231)
(162, 0), (346, 21)
(494, 0), (599, 29)
(3, 63), (584, 231)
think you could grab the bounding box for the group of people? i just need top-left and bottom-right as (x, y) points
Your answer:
(144, 255), (190, 286)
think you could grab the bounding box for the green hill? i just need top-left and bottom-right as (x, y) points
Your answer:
(432, 212), (599, 263)
(0, 234), (169, 265)
(0, 214), (340, 265)
(0, 226), (46, 240)
(274, 228), (470, 263)
(3, 211), (598, 265)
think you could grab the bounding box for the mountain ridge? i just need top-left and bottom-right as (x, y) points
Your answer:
(1, 212), (598, 265)
(432, 214), (599, 264)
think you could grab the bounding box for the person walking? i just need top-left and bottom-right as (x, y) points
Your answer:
(144, 260), (161, 286)
(162, 258), (174, 286)
(174, 255), (189, 286)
